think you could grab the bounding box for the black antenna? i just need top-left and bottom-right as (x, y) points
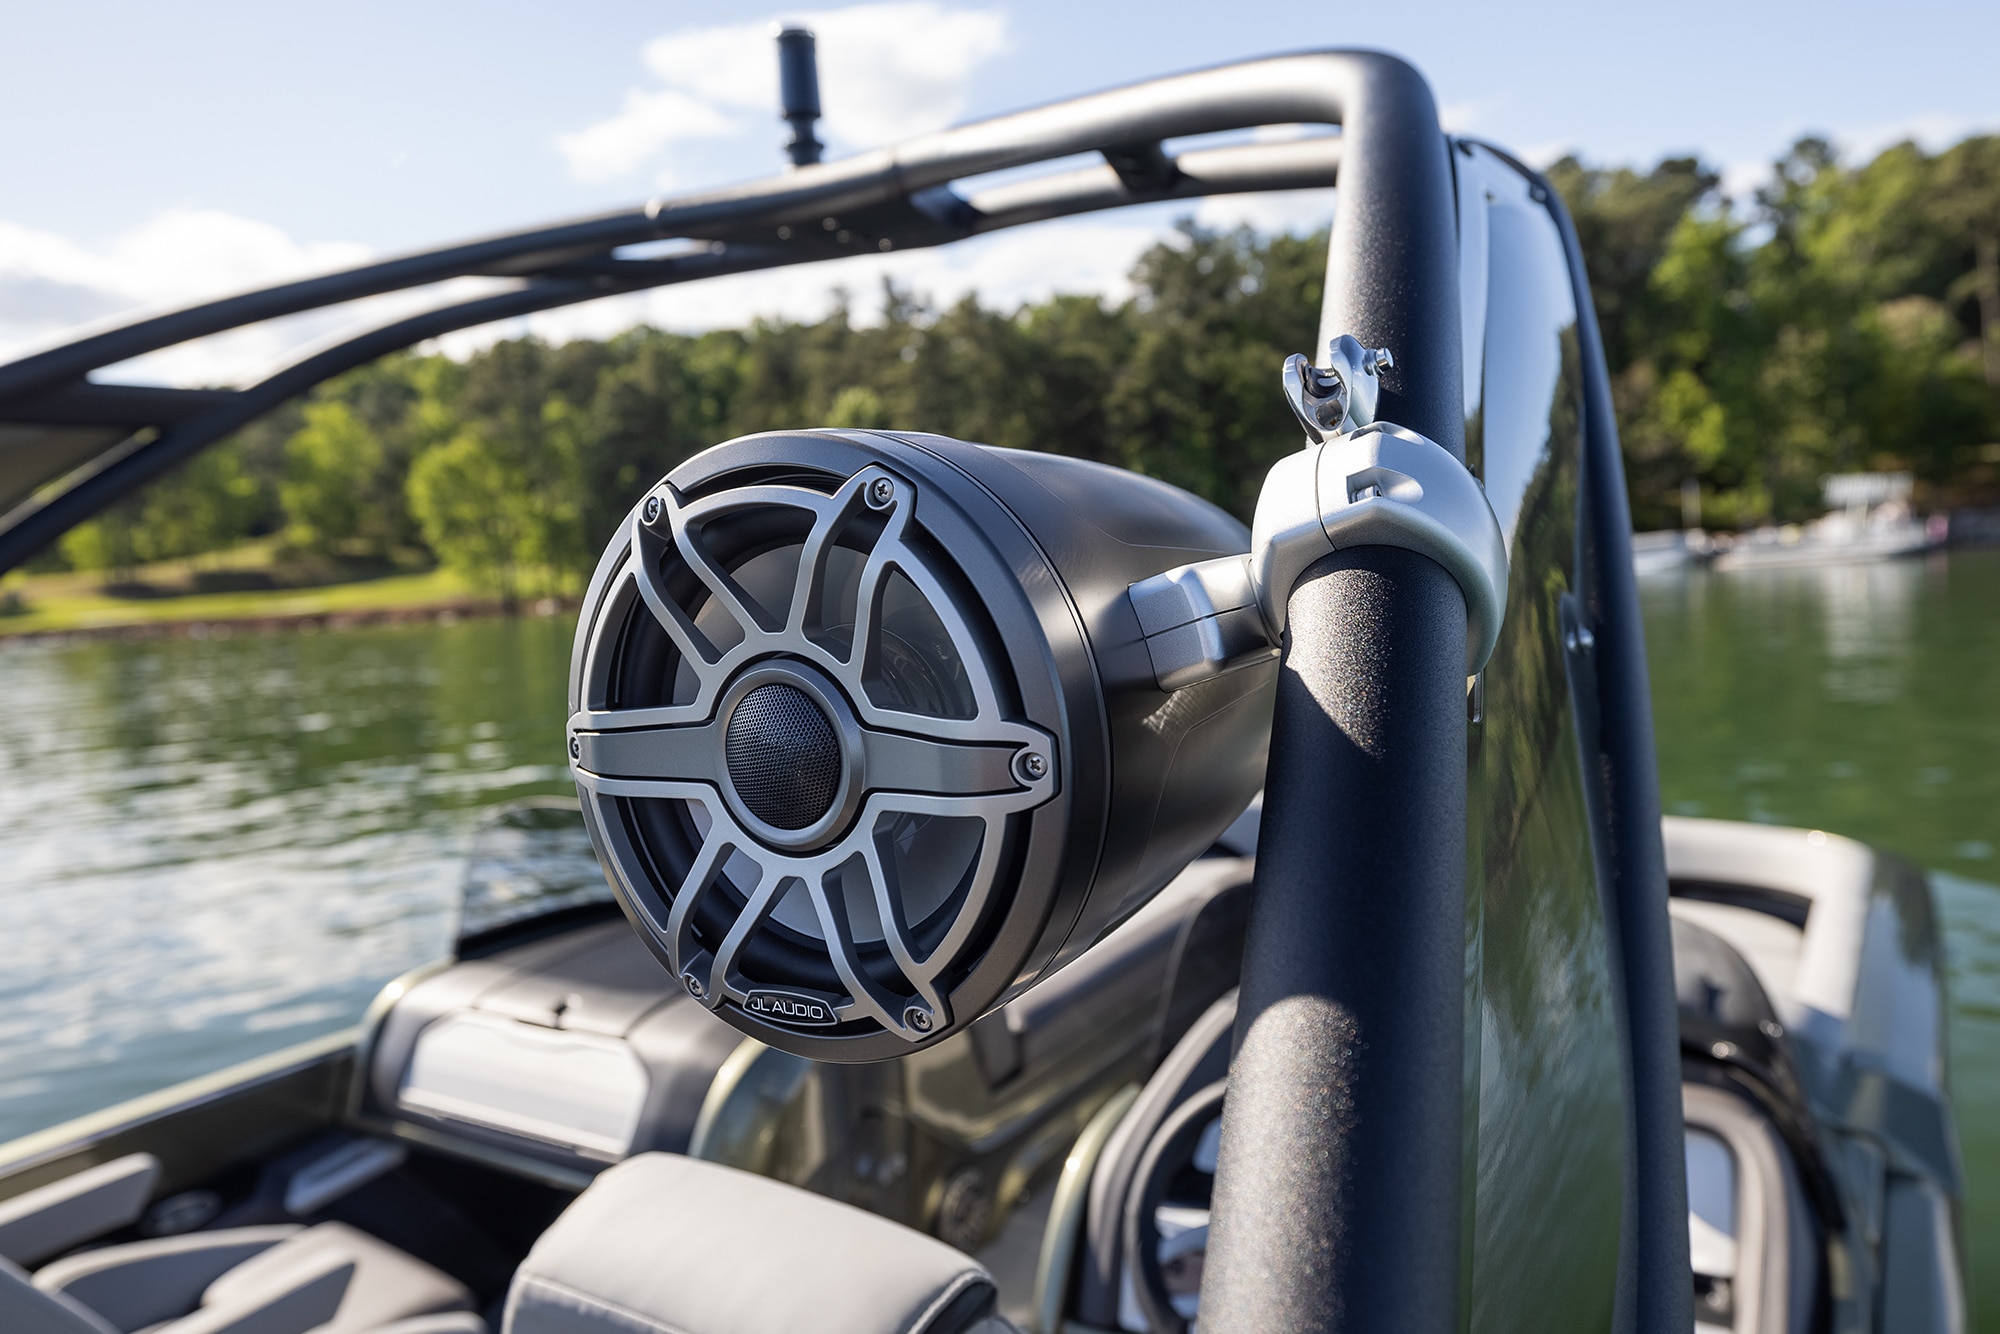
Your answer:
(775, 25), (823, 167)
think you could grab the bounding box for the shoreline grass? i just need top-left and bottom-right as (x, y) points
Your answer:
(0, 547), (494, 638)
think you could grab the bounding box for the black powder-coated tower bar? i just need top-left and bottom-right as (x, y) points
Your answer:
(1196, 54), (1475, 1334)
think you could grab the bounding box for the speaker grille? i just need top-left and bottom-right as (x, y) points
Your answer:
(570, 456), (1062, 1051)
(725, 683), (843, 830)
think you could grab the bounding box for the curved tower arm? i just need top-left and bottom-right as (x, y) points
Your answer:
(0, 49), (1441, 572)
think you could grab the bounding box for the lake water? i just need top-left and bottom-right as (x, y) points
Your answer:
(0, 553), (1995, 1320)
(1643, 548), (2000, 1319)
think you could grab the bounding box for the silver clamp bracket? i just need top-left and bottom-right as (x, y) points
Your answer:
(1130, 346), (1509, 691)
(1250, 421), (1508, 670)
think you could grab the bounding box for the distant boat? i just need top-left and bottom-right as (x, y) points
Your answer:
(1631, 528), (1714, 576)
(1711, 472), (1947, 571)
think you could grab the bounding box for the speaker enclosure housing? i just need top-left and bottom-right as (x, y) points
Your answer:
(568, 430), (1275, 1060)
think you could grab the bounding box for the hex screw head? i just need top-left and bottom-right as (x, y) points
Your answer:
(904, 1005), (934, 1033)
(866, 477), (896, 509)
(683, 973), (706, 1000)
(642, 495), (663, 524)
(1015, 751), (1048, 781)
(569, 736), (582, 761)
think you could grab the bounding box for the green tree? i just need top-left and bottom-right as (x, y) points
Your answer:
(278, 357), (447, 559)
(60, 441), (263, 575)
(1929, 135), (2000, 388)
(1105, 222), (1326, 519)
(280, 399), (384, 552)
(406, 429), (537, 609)
(1546, 155), (1719, 375)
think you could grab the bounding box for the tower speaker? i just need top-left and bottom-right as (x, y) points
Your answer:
(568, 430), (1275, 1059)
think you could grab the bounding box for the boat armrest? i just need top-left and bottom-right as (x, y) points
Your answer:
(503, 1153), (1015, 1334)
(33, 1227), (301, 1333)
(158, 1248), (353, 1334)
(0, 1155), (162, 1268)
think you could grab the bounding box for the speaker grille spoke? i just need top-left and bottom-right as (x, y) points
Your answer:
(804, 869), (924, 1036)
(629, 517), (721, 668)
(882, 807), (1009, 989)
(859, 730), (1020, 797)
(667, 499), (785, 643)
(792, 469), (898, 645)
(570, 710), (722, 783)
(857, 838), (948, 1018)
(666, 819), (738, 986)
(710, 870), (782, 1005)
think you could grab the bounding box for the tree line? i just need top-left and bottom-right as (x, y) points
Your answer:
(49, 133), (2000, 598)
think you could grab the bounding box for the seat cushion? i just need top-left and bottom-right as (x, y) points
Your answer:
(202, 1223), (472, 1334)
(504, 1154), (1007, 1334)
(35, 1225), (303, 1332)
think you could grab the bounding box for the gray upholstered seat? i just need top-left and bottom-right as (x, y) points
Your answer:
(0, 1151), (483, 1334)
(503, 1153), (1018, 1334)
(3, 1212), (481, 1334)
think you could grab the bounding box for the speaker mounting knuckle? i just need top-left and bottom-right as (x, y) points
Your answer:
(1131, 417), (1509, 690)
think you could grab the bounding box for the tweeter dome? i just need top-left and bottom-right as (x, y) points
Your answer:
(568, 430), (1275, 1059)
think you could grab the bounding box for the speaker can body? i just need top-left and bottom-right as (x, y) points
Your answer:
(568, 430), (1274, 1059)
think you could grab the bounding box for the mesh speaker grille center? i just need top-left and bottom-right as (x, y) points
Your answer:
(724, 683), (844, 830)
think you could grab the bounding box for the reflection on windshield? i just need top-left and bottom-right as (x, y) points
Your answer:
(1477, 176), (1580, 551)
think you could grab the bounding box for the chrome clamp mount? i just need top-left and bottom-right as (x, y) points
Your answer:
(1129, 341), (1510, 690)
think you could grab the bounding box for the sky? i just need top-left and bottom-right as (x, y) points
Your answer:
(5, 0), (1998, 386)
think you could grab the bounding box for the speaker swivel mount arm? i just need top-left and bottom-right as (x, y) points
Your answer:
(1128, 342), (1509, 691)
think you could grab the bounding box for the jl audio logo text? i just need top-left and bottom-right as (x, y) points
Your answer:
(743, 990), (837, 1026)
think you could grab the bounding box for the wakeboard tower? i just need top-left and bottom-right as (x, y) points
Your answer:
(0, 33), (1965, 1334)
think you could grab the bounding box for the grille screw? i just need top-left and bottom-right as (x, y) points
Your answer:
(684, 973), (706, 1000)
(642, 495), (663, 524)
(569, 736), (582, 761)
(904, 1005), (934, 1033)
(1015, 751), (1048, 782)
(867, 477), (896, 509)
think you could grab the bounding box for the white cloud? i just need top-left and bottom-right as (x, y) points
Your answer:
(553, 89), (738, 183)
(1516, 140), (1575, 170)
(0, 210), (519, 388)
(1718, 158), (1771, 207)
(1836, 111), (1987, 164)
(556, 4), (1009, 186)
(0, 210), (369, 319)
(1438, 101), (1482, 135)
(787, 3), (1009, 147)
(1194, 189), (1336, 236)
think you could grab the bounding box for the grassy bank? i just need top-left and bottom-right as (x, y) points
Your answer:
(0, 545), (495, 638)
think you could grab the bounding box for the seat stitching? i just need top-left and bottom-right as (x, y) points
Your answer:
(515, 1275), (697, 1334)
